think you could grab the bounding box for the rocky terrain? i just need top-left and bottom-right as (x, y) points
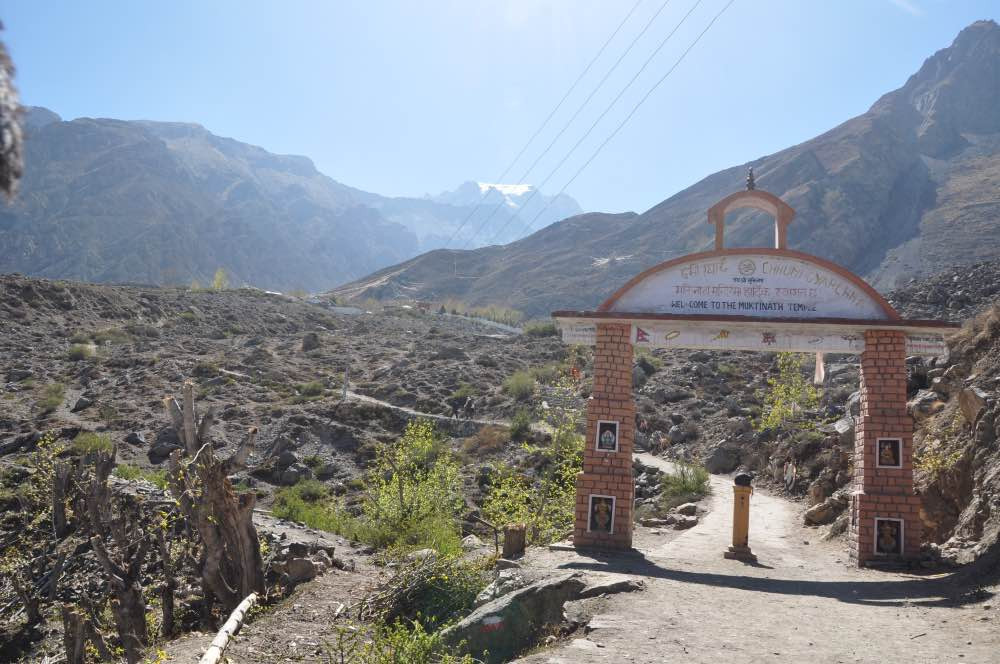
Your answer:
(1, 256), (999, 662)
(337, 20), (1000, 317)
(1, 107), (579, 292)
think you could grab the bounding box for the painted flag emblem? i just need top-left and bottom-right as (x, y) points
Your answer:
(635, 327), (650, 343)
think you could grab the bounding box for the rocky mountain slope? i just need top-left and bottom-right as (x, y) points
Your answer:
(0, 108), (578, 292)
(336, 20), (1000, 317)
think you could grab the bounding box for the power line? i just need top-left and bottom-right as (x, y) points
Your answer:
(458, 0), (677, 249)
(481, 0), (705, 247)
(440, 0), (644, 249)
(508, 0), (737, 244)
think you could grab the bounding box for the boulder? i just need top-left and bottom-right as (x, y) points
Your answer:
(674, 503), (697, 516)
(577, 574), (644, 599)
(673, 515), (698, 529)
(908, 390), (946, 420)
(406, 548), (438, 562)
(639, 515), (676, 527)
(474, 570), (527, 607)
(301, 332), (321, 352)
(278, 463), (313, 486)
(148, 426), (182, 463)
(124, 432), (146, 446)
(803, 494), (848, 526)
(462, 534), (485, 550)
(71, 396), (94, 412)
(958, 387), (990, 424)
(284, 557), (317, 583)
(725, 417), (751, 436)
(703, 443), (740, 474)
(495, 558), (521, 571)
(930, 376), (955, 397)
(442, 573), (587, 663)
(832, 416), (854, 446)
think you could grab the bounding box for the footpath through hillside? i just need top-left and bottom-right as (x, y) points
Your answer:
(516, 453), (1000, 664)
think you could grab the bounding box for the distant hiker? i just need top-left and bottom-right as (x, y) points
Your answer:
(783, 458), (797, 492)
(450, 398), (462, 419)
(462, 396), (476, 419)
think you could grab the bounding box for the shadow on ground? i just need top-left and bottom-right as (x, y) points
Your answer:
(559, 552), (995, 609)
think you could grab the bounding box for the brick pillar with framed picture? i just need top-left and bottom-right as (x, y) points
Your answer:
(848, 329), (922, 566)
(573, 322), (635, 550)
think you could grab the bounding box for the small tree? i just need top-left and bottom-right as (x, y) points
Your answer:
(484, 379), (583, 544)
(363, 419), (465, 554)
(212, 268), (229, 290)
(755, 352), (820, 430)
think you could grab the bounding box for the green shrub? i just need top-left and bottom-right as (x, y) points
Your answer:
(36, 383), (66, 415)
(484, 400), (582, 545)
(503, 370), (536, 400)
(272, 481), (361, 537)
(635, 347), (662, 375)
(297, 381), (325, 397)
(327, 619), (475, 664)
(657, 461), (711, 511)
(67, 344), (93, 361)
(523, 320), (558, 337)
(755, 352), (820, 431)
(91, 328), (132, 345)
(303, 454), (323, 469)
(113, 464), (168, 489)
(529, 363), (561, 385)
(449, 383), (475, 402)
(72, 432), (112, 455)
(509, 409), (532, 441)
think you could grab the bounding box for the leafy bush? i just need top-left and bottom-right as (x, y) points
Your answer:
(635, 347), (662, 375)
(362, 420), (465, 555)
(272, 481), (361, 537)
(67, 344), (94, 361)
(657, 461), (711, 511)
(449, 383), (475, 402)
(192, 361), (218, 377)
(529, 363), (561, 385)
(755, 352), (820, 431)
(509, 409), (532, 442)
(72, 432), (112, 455)
(275, 421), (465, 556)
(297, 381), (325, 397)
(503, 371), (536, 400)
(36, 382), (66, 415)
(915, 438), (964, 477)
(91, 328), (132, 345)
(212, 267), (229, 290)
(326, 619), (476, 664)
(113, 464), (168, 489)
(483, 399), (583, 545)
(523, 320), (558, 337)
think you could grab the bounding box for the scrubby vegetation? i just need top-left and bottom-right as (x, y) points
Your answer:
(483, 397), (583, 545)
(36, 381), (66, 414)
(755, 352), (820, 430)
(523, 320), (558, 337)
(113, 464), (169, 489)
(657, 461), (711, 511)
(275, 420), (466, 555)
(71, 431), (112, 454)
(503, 370), (536, 400)
(67, 343), (93, 361)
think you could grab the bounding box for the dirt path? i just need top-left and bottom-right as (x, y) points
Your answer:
(345, 390), (507, 428)
(516, 454), (999, 664)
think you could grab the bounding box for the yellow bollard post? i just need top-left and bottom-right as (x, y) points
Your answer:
(724, 472), (757, 562)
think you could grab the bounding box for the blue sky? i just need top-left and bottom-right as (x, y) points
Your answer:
(4, 1), (996, 221)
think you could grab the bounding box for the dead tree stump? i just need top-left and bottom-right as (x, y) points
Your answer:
(502, 523), (527, 559)
(165, 381), (263, 614)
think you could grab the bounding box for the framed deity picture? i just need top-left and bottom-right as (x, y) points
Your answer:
(874, 517), (903, 556)
(588, 495), (615, 534)
(595, 420), (619, 452)
(876, 437), (902, 468)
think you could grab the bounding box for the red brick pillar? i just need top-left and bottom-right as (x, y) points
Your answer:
(849, 329), (922, 566)
(573, 323), (635, 550)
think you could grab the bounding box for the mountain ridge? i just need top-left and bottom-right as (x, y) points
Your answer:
(335, 20), (1000, 317)
(0, 106), (580, 291)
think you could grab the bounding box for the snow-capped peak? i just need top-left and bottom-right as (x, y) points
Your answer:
(477, 182), (534, 197)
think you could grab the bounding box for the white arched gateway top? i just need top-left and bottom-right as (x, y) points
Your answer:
(599, 248), (900, 321)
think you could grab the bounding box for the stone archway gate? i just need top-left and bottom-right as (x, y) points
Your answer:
(552, 189), (959, 567)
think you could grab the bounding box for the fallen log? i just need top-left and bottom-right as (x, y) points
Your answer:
(198, 592), (258, 664)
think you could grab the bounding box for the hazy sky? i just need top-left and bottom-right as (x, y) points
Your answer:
(5, 1), (997, 226)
